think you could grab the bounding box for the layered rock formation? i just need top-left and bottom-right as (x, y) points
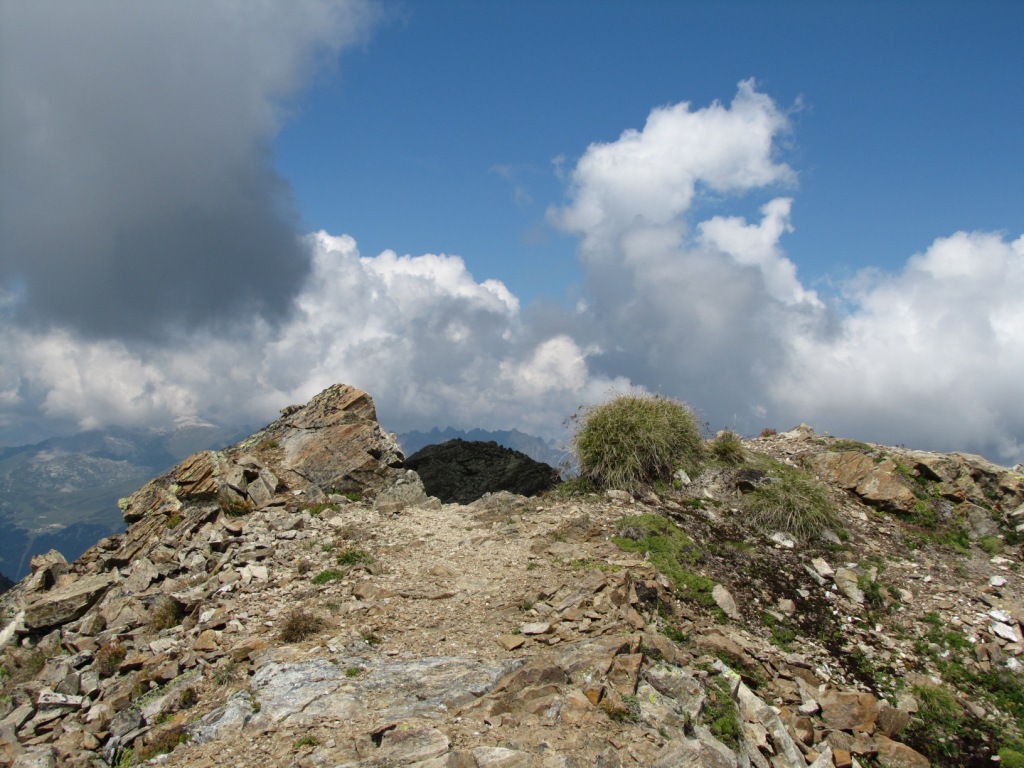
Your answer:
(0, 388), (1022, 768)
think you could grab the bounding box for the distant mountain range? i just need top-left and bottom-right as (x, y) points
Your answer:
(0, 422), (562, 583)
(0, 423), (249, 581)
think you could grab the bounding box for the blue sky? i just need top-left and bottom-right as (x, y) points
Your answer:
(2, 0), (1024, 463)
(277, 0), (1024, 303)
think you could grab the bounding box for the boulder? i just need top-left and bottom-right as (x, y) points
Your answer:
(404, 439), (560, 504)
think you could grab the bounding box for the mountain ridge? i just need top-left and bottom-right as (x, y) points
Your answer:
(0, 384), (1022, 767)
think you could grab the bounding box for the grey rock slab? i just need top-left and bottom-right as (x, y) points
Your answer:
(712, 584), (741, 620)
(375, 727), (450, 765)
(23, 573), (117, 630)
(189, 690), (257, 744)
(11, 747), (56, 768)
(247, 655), (520, 727)
(471, 746), (533, 767)
(834, 567), (865, 604)
(643, 663), (705, 719)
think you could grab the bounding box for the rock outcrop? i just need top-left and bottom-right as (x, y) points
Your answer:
(0, 393), (1022, 768)
(404, 439), (560, 504)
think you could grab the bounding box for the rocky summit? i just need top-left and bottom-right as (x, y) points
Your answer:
(1, 385), (1023, 768)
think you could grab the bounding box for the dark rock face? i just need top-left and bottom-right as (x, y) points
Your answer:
(404, 439), (560, 504)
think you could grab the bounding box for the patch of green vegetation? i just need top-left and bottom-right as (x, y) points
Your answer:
(166, 512), (183, 529)
(569, 393), (704, 493)
(903, 683), (979, 763)
(831, 439), (874, 453)
(762, 612), (797, 651)
(310, 569), (346, 585)
(709, 430), (746, 465)
(554, 476), (597, 498)
(703, 676), (741, 751)
(360, 630), (382, 646)
(148, 595), (184, 631)
(613, 514), (715, 607)
(999, 743), (1024, 768)
(344, 667), (362, 678)
(218, 491), (252, 517)
(741, 455), (841, 540)
(344, 492), (362, 502)
(335, 548), (374, 567)
(604, 694), (641, 723)
(977, 535), (1004, 555)
(525, 561), (539, 571)
(134, 726), (191, 762)
(295, 735), (321, 748)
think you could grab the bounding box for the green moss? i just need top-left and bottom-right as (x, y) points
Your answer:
(613, 514), (715, 607)
(310, 569), (346, 585)
(703, 677), (741, 750)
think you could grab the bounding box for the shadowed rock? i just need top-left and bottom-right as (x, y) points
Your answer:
(404, 439), (560, 504)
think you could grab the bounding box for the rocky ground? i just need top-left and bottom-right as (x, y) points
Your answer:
(1, 384), (1022, 767)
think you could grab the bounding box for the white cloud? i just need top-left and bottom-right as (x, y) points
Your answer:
(1, 76), (1022, 466)
(772, 231), (1024, 460)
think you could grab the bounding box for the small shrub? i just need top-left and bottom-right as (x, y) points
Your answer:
(149, 595), (184, 631)
(178, 686), (198, 709)
(96, 640), (127, 677)
(344, 667), (362, 678)
(219, 491), (252, 517)
(554, 476), (596, 498)
(709, 430), (746, 465)
(336, 549), (374, 567)
(278, 609), (324, 643)
(741, 457), (840, 540)
(759, 427), (777, 438)
(295, 735), (321, 748)
(166, 512), (183, 529)
(135, 725), (190, 762)
(570, 393), (704, 493)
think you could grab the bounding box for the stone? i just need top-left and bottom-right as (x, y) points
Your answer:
(811, 557), (835, 579)
(471, 746), (532, 767)
(404, 439), (559, 504)
(496, 634), (526, 651)
(874, 734), (931, 768)
(814, 453), (918, 512)
(11, 747), (56, 768)
(818, 688), (879, 732)
(23, 573), (116, 630)
(712, 584), (741, 620)
(834, 568), (865, 604)
(520, 622), (552, 636)
(375, 727), (450, 764)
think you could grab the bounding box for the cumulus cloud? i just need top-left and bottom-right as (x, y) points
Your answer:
(773, 231), (1024, 460)
(0, 0), (376, 338)
(2, 67), (1022, 466)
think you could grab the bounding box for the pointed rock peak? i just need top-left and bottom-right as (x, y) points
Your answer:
(119, 383), (406, 524)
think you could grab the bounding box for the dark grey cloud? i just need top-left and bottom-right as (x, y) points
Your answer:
(0, 0), (374, 338)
